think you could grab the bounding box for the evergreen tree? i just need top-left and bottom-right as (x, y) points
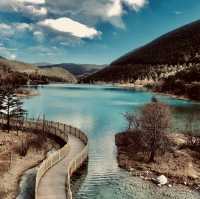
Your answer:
(0, 86), (26, 133)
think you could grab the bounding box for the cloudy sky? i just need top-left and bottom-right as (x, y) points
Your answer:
(0, 0), (200, 64)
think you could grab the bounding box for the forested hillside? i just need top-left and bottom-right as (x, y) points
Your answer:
(83, 20), (200, 84)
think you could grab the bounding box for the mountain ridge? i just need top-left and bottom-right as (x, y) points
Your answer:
(0, 58), (77, 84)
(83, 19), (200, 83)
(38, 63), (105, 77)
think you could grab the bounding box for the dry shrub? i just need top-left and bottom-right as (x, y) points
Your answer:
(125, 102), (171, 162)
(0, 152), (11, 173)
(14, 138), (29, 157)
(0, 191), (6, 198)
(29, 135), (43, 150)
(187, 134), (200, 152)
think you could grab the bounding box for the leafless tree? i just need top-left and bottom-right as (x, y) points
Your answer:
(124, 112), (140, 130)
(125, 102), (171, 162)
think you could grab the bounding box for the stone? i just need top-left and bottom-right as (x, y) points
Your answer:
(157, 184), (162, 187)
(129, 168), (134, 172)
(168, 184), (172, 188)
(156, 175), (168, 185)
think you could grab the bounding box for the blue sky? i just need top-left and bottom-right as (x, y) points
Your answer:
(0, 0), (200, 65)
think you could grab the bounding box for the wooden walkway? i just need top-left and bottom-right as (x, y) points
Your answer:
(37, 134), (85, 199)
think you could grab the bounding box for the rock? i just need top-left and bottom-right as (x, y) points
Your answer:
(156, 175), (168, 185)
(168, 184), (172, 188)
(129, 168), (134, 172)
(140, 176), (145, 179)
(157, 184), (162, 187)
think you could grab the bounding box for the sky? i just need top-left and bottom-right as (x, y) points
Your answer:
(0, 0), (200, 65)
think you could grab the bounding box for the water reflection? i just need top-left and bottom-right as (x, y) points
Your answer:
(23, 84), (200, 199)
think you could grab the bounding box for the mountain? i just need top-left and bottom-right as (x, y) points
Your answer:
(83, 20), (200, 83)
(0, 58), (37, 73)
(33, 62), (51, 67)
(38, 67), (77, 83)
(0, 58), (77, 84)
(38, 63), (105, 77)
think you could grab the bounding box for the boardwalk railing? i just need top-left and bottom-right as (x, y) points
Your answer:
(34, 121), (89, 199)
(0, 116), (88, 199)
(34, 121), (70, 199)
(64, 127), (89, 199)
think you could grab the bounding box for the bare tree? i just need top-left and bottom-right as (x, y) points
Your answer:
(124, 112), (140, 130)
(125, 102), (171, 162)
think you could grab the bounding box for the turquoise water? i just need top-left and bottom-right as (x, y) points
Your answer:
(23, 84), (200, 199)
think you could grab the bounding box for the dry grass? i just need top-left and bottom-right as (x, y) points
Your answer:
(0, 129), (60, 199)
(116, 132), (200, 186)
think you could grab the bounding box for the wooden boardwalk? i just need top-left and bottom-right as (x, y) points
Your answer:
(37, 134), (85, 199)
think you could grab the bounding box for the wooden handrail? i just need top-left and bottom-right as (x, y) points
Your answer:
(0, 116), (88, 199)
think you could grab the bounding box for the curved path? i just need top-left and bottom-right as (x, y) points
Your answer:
(37, 134), (85, 199)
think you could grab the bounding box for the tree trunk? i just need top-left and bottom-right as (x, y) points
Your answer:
(7, 114), (10, 133)
(149, 150), (155, 162)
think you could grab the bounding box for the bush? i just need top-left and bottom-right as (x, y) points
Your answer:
(125, 102), (171, 162)
(14, 139), (29, 157)
(187, 134), (200, 152)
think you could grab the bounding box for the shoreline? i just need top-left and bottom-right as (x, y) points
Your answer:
(114, 83), (199, 102)
(115, 132), (200, 192)
(16, 88), (39, 98)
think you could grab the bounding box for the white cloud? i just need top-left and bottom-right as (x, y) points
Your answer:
(46, 0), (148, 28)
(38, 17), (101, 39)
(0, 46), (17, 60)
(123, 0), (148, 11)
(15, 23), (33, 31)
(33, 31), (44, 42)
(0, 0), (47, 17)
(0, 0), (147, 28)
(24, 5), (47, 16)
(107, 0), (123, 17)
(16, 0), (46, 4)
(0, 23), (15, 37)
(0, 22), (33, 39)
(0, 0), (148, 52)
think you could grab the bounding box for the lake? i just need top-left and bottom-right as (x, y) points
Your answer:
(23, 84), (200, 199)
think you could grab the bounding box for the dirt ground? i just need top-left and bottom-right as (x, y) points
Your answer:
(116, 132), (200, 188)
(0, 130), (60, 199)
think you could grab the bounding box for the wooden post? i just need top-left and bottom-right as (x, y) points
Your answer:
(10, 152), (12, 169)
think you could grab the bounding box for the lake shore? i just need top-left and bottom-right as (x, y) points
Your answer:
(114, 83), (198, 102)
(115, 132), (200, 192)
(0, 130), (59, 199)
(16, 88), (39, 98)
